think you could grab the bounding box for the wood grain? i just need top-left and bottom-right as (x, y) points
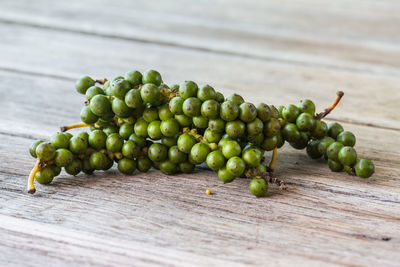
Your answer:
(0, 0), (400, 266)
(1, 0), (400, 76)
(0, 23), (399, 130)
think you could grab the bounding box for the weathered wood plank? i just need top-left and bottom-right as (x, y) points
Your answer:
(0, 24), (399, 130)
(1, 0), (400, 77)
(0, 124), (399, 266)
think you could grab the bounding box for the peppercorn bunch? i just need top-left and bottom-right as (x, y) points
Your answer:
(27, 69), (375, 197)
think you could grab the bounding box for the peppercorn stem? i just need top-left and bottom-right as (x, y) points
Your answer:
(27, 159), (40, 194)
(315, 91), (344, 119)
(60, 122), (89, 132)
(268, 148), (277, 172)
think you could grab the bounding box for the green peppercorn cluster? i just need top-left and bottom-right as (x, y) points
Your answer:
(28, 69), (375, 197)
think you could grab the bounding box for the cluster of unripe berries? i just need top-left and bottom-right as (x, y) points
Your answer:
(28, 69), (374, 197)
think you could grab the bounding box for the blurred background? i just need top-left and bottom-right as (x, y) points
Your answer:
(1, 0), (399, 137)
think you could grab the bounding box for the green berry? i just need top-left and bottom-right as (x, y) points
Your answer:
(249, 178), (268, 197)
(338, 146), (357, 166)
(239, 102), (257, 122)
(73, 131), (89, 144)
(326, 142), (344, 162)
(225, 120), (245, 138)
(89, 152), (109, 170)
(175, 114), (192, 127)
(88, 130), (107, 150)
(82, 158), (95, 174)
(90, 95), (112, 116)
(193, 116), (209, 129)
(134, 119), (149, 137)
(311, 120), (328, 139)
(143, 107), (159, 122)
(177, 133), (197, 153)
(296, 113), (316, 132)
(297, 99), (316, 115)
(80, 106), (99, 124)
(51, 165), (62, 177)
(182, 97), (202, 117)
(129, 133), (147, 148)
(226, 94), (244, 106)
(201, 100), (220, 119)
(125, 89), (143, 109)
(179, 81), (198, 99)
(119, 123), (135, 140)
(328, 123), (344, 139)
(242, 148), (262, 167)
(54, 148), (73, 167)
(282, 104), (300, 123)
(208, 118), (225, 133)
(247, 118), (264, 136)
(282, 123), (301, 143)
(111, 98), (131, 118)
(137, 157), (153, 172)
(263, 118), (281, 137)
(222, 140), (241, 159)
(140, 83), (160, 105)
(206, 150), (225, 171)
(35, 167), (54, 184)
(118, 158), (137, 175)
(168, 146), (187, 164)
(103, 125), (119, 136)
(160, 118), (179, 137)
(197, 85), (216, 101)
(262, 136), (277, 151)
(106, 133), (124, 152)
(29, 140), (44, 158)
(158, 104), (173, 121)
(355, 159), (375, 178)
(337, 131), (356, 147)
(122, 140), (141, 159)
(169, 96), (184, 115)
(179, 162), (195, 173)
(328, 159), (343, 172)
(125, 70), (142, 87)
(204, 128), (222, 143)
(220, 101), (239, 121)
(306, 140), (322, 159)
(190, 143), (210, 164)
(76, 76), (95, 94)
(318, 136), (335, 155)
(215, 92), (225, 103)
(161, 135), (178, 148)
(50, 133), (70, 149)
(65, 158), (82, 175)
(226, 156), (245, 176)
(159, 160), (177, 174)
(86, 86), (104, 100)
(36, 142), (56, 161)
(218, 167), (236, 183)
(290, 132), (309, 150)
(110, 79), (130, 99)
(256, 103), (271, 122)
(148, 143), (168, 162)
(147, 120), (163, 140)
(142, 69), (162, 86)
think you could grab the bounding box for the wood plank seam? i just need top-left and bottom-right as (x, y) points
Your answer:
(0, 18), (397, 78)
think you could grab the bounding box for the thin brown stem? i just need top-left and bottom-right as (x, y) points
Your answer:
(315, 91), (344, 120)
(60, 122), (89, 132)
(95, 78), (107, 85)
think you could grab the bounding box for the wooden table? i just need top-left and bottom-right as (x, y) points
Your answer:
(1, 1), (399, 266)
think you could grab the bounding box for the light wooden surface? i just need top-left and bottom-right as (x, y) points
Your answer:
(1, 1), (399, 266)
